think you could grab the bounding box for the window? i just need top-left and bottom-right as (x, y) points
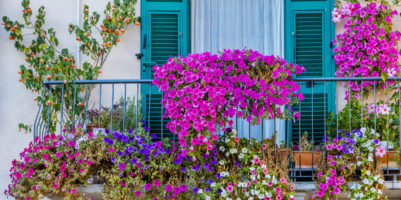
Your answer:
(140, 0), (190, 139)
(285, 0), (335, 143)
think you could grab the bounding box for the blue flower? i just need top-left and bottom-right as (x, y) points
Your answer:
(338, 129), (343, 133)
(216, 173), (221, 179)
(128, 128), (133, 134)
(322, 134), (328, 142)
(131, 158), (137, 164)
(181, 167), (186, 172)
(373, 138), (380, 145)
(193, 187), (198, 193)
(345, 131), (350, 137)
(110, 157), (116, 163)
(117, 151), (124, 157)
(210, 159), (217, 165)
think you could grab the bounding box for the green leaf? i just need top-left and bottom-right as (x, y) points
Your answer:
(61, 48), (68, 55)
(381, 72), (388, 82)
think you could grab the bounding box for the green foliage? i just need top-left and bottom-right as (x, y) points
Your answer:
(299, 131), (313, 151)
(87, 96), (143, 131)
(2, 0), (139, 133)
(326, 97), (400, 148)
(113, 96), (143, 132)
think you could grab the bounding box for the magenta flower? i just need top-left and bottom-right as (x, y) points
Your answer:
(153, 180), (160, 187)
(119, 162), (126, 171)
(145, 183), (151, 190)
(226, 185), (233, 193)
(86, 160), (93, 166)
(165, 184), (173, 192)
(42, 153), (49, 160)
(135, 190), (141, 197)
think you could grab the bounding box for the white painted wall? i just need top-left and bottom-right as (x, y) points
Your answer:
(0, 0), (141, 198)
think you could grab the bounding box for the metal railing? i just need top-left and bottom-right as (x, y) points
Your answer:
(32, 77), (401, 182)
(289, 77), (401, 182)
(33, 79), (160, 140)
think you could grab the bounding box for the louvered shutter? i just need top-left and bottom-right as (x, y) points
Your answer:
(285, 0), (335, 143)
(141, 0), (189, 140)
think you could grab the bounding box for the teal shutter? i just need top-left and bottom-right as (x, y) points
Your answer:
(285, 0), (335, 143)
(141, 0), (190, 140)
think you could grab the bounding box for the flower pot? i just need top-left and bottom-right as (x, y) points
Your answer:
(293, 151), (320, 168)
(380, 151), (400, 168)
(268, 149), (289, 162)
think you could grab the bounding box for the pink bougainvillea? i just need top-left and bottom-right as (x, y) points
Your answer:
(333, 2), (401, 93)
(153, 49), (305, 149)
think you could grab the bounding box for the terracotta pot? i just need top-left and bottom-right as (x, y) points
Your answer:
(293, 151), (320, 168)
(380, 151), (400, 168)
(87, 124), (104, 133)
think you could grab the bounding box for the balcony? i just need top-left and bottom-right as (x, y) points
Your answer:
(27, 76), (401, 199)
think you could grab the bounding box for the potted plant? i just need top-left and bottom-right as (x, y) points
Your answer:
(262, 133), (289, 163)
(87, 107), (111, 132)
(292, 131), (320, 168)
(380, 141), (400, 168)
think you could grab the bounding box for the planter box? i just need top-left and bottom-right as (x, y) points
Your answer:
(293, 151), (320, 168)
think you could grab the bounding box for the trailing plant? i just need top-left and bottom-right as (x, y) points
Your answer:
(314, 128), (386, 199)
(152, 49), (305, 151)
(4, 127), (111, 200)
(332, 1), (401, 94)
(2, 0), (139, 133)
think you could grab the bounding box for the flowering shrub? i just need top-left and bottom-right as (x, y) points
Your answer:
(332, 2), (401, 91)
(314, 128), (386, 200)
(5, 127), (109, 199)
(153, 49), (305, 150)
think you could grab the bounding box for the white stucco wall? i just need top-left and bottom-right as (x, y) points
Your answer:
(0, 0), (141, 198)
